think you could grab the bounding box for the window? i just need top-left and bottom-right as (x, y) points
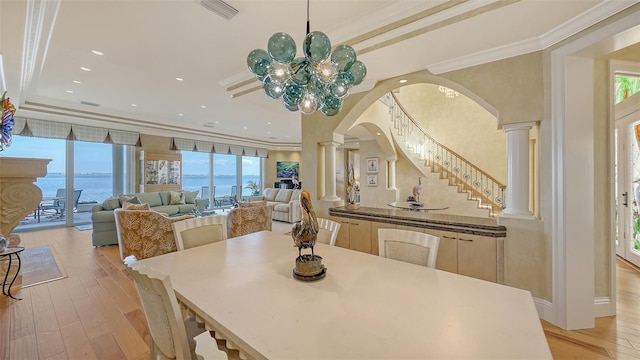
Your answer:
(615, 75), (640, 104)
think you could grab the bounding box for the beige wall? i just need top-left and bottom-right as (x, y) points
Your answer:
(395, 84), (507, 184)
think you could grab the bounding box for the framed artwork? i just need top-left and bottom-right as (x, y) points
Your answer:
(366, 157), (379, 173)
(276, 161), (299, 178)
(367, 174), (378, 187)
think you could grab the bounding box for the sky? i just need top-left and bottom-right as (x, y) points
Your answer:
(5, 135), (260, 175)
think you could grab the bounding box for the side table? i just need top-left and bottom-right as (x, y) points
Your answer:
(0, 246), (25, 300)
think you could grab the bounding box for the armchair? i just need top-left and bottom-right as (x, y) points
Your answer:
(114, 208), (192, 261)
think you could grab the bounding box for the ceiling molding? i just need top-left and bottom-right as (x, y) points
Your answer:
(427, 1), (640, 75)
(17, 102), (301, 150)
(20, 0), (60, 104)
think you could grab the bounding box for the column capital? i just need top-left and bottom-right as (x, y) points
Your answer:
(320, 141), (341, 148)
(502, 122), (537, 132)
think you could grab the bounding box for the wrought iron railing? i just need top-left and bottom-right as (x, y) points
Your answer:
(381, 93), (506, 215)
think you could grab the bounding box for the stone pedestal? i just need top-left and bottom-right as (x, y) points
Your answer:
(0, 157), (51, 287)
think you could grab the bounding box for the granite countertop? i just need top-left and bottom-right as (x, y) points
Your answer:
(329, 206), (506, 237)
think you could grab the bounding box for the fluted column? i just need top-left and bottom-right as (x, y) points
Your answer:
(502, 123), (535, 218)
(321, 142), (340, 201)
(388, 157), (397, 190)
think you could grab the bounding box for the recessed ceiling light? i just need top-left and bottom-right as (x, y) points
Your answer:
(200, 105), (207, 108)
(399, 79), (407, 83)
(66, 90), (73, 93)
(91, 50), (104, 56)
(243, 126), (248, 130)
(267, 122), (272, 125)
(267, 131), (271, 134)
(178, 113), (183, 116)
(285, 135), (290, 138)
(73, 80), (81, 84)
(80, 67), (91, 71)
(131, 104), (137, 107)
(376, 132), (381, 136)
(214, 121), (220, 124)
(176, 77), (183, 81)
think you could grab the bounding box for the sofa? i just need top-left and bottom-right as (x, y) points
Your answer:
(91, 190), (208, 247)
(249, 188), (302, 223)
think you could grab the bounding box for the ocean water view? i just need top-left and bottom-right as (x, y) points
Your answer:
(36, 173), (261, 203)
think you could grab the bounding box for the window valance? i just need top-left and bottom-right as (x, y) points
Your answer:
(172, 138), (268, 158)
(13, 117), (142, 146)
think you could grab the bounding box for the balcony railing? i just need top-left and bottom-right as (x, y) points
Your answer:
(381, 93), (505, 215)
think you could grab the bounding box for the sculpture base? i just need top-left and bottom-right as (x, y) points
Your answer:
(293, 254), (325, 281)
(346, 203), (360, 210)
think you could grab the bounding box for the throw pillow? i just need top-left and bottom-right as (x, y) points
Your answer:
(170, 191), (186, 205)
(119, 194), (141, 206)
(181, 190), (199, 204)
(123, 202), (151, 210)
(102, 196), (121, 210)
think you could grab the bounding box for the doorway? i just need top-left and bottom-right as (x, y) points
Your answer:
(615, 99), (640, 268)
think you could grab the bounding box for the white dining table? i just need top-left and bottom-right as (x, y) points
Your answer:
(137, 230), (551, 360)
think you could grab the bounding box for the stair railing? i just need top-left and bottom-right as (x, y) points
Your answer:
(380, 93), (506, 215)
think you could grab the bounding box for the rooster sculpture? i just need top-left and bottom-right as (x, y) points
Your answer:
(292, 189), (319, 260)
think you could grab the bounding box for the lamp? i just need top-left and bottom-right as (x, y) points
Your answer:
(246, 0), (366, 116)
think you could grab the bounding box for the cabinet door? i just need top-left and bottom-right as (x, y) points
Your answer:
(370, 222), (395, 256)
(458, 234), (497, 282)
(425, 229), (458, 274)
(349, 219), (372, 254)
(330, 216), (351, 249)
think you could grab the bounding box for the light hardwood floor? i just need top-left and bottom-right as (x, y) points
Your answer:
(1, 226), (639, 359)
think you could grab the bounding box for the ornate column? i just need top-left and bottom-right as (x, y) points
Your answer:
(0, 157), (51, 286)
(502, 123), (535, 218)
(320, 142), (340, 201)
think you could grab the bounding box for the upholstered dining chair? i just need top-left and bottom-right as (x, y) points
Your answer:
(316, 218), (341, 246)
(124, 256), (225, 360)
(114, 208), (192, 261)
(172, 215), (227, 251)
(226, 204), (273, 239)
(377, 228), (440, 268)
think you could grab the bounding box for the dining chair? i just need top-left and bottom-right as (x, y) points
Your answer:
(226, 204), (272, 239)
(114, 208), (192, 261)
(124, 256), (224, 360)
(316, 218), (341, 246)
(172, 215), (227, 250)
(377, 228), (440, 268)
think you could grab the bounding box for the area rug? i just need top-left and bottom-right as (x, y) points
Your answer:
(21, 246), (66, 288)
(75, 224), (93, 231)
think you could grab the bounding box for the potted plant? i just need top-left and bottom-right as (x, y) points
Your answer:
(245, 180), (261, 196)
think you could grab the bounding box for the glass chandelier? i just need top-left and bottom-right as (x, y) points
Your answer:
(246, 0), (366, 116)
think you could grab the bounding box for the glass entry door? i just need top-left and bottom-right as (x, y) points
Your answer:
(615, 117), (640, 267)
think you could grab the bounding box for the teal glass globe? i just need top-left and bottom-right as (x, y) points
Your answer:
(348, 60), (367, 86)
(315, 60), (337, 84)
(308, 78), (329, 99)
(303, 31), (331, 63)
(247, 49), (271, 77)
(268, 32), (296, 64)
(263, 76), (284, 99)
(283, 82), (305, 106)
(329, 71), (354, 98)
(268, 61), (290, 84)
(290, 57), (313, 86)
(321, 95), (342, 116)
(285, 103), (299, 112)
(331, 44), (356, 72)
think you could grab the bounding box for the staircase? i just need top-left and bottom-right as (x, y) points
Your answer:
(381, 93), (505, 217)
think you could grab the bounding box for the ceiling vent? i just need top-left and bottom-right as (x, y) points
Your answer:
(200, 0), (238, 20)
(80, 101), (100, 107)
